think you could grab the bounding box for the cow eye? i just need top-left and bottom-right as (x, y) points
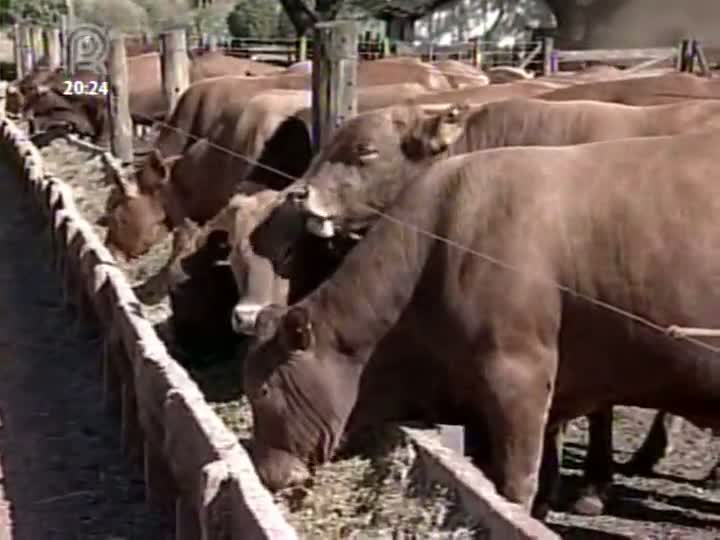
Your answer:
(356, 143), (379, 161)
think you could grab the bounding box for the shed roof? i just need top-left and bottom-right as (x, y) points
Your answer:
(363, 0), (450, 19)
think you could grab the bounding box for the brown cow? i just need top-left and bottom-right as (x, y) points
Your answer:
(240, 100), (720, 515)
(406, 79), (567, 107)
(103, 89), (314, 261)
(104, 83), (435, 261)
(189, 51), (286, 78)
(432, 60), (489, 88)
(18, 52), (296, 141)
(485, 65), (534, 83)
(539, 71), (720, 105)
(153, 60), (453, 153)
(234, 96), (720, 326)
(295, 99), (720, 237)
(243, 128), (720, 517)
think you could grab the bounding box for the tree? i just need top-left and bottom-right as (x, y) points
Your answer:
(75, 0), (149, 32)
(277, 0), (345, 37)
(2, 0), (68, 24)
(226, 0), (276, 38)
(193, 0), (232, 36)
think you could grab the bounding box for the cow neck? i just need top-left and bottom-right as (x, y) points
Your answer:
(302, 175), (440, 367)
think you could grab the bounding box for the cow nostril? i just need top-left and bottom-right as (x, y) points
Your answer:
(232, 305), (261, 335)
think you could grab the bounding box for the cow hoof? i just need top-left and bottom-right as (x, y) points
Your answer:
(570, 487), (606, 516)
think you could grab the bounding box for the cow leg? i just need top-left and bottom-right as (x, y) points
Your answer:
(483, 344), (558, 511)
(619, 411), (679, 476)
(532, 424), (564, 519)
(571, 409), (614, 516)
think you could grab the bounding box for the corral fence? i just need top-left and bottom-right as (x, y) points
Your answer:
(4, 19), (718, 80)
(187, 32), (719, 76)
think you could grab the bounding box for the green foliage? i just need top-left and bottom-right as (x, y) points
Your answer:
(275, 8), (294, 37)
(3, 0), (67, 24)
(226, 0), (278, 38)
(75, 0), (149, 33)
(133, 0), (194, 32)
(193, 1), (232, 35)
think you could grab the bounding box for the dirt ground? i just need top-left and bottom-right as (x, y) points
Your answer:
(36, 136), (720, 538)
(0, 157), (173, 539)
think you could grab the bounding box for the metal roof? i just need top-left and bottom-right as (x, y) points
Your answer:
(364, 0), (450, 19)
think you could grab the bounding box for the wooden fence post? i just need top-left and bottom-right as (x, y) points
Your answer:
(30, 25), (44, 66)
(470, 37), (480, 68)
(542, 36), (554, 75)
(106, 32), (134, 162)
(296, 36), (307, 62)
(160, 28), (190, 114)
(0, 81), (7, 118)
(693, 39), (709, 76)
(60, 15), (69, 68)
(12, 23), (24, 79)
(18, 24), (34, 77)
(382, 37), (390, 58)
(45, 27), (62, 70)
(678, 38), (691, 72)
(311, 20), (358, 152)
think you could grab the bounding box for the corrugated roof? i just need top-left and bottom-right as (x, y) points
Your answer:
(365, 0), (450, 19)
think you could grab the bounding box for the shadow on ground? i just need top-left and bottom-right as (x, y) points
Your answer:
(0, 159), (173, 539)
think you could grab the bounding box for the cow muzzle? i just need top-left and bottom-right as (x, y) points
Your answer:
(306, 216), (335, 238)
(249, 442), (311, 492)
(293, 186), (337, 238)
(231, 303), (263, 335)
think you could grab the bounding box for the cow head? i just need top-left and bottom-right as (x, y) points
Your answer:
(104, 149), (183, 259)
(244, 304), (362, 491)
(228, 192), (295, 336)
(294, 102), (470, 238)
(22, 84), (97, 138)
(167, 223), (240, 354)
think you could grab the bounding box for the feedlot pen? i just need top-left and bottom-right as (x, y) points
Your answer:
(0, 159), (172, 539)
(3, 123), (720, 538)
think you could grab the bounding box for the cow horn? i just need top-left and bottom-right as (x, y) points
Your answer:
(36, 84), (51, 95)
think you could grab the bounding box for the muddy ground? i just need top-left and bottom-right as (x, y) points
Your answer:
(0, 157), (173, 539)
(37, 136), (720, 539)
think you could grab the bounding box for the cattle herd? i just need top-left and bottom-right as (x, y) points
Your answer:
(9, 44), (720, 535)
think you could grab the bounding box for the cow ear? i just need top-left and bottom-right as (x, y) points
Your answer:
(280, 306), (313, 351)
(425, 102), (470, 155)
